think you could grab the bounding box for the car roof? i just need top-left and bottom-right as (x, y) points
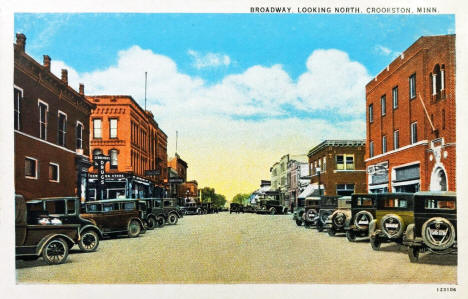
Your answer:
(85, 198), (138, 204)
(414, 191), (456, 197)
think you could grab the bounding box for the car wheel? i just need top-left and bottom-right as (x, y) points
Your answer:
(328, 228), (336, 236)
(168, 213), (178, 225)
(295, 220), (303, 226)
(408, 246), (420, 263)
(370, 236), (381, 251)
(269, 207), (276, 215)
(42, 238), (69, 265)
(346, 230), (356, 242)
(146, 217), (156, 230)
(128, 220), (141, 238)
(155, 215), (165, 227)
(78, 230), (100, 252)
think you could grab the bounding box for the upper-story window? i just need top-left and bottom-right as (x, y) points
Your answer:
(431, 64), (445, 95)
(14, 87), (22, 130)
(110, 149), (118, 169)
(336, 154), (355, 170)
(411, 122), (418, 144)
(110, 118), (118, 139)
(392, 86), (398, 109)
(38, 100), (48, 140)
(323, 157), (327, 172)
(393, 130), (399, 150)
(369, 141), (374, 158)
(369, 104), (374, 123)
(76, 122), (83, 150)
(381, 95), (386, 116)
(25, 157), (38, 179)
(58, 111), (67, 147)
(382, 136), (387, 154)
(409, 73), (416, 99)
(93, 119), (102, 139)
(49, 163), (59, 182)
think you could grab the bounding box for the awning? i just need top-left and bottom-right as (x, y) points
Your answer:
(298, 184), (315, 199)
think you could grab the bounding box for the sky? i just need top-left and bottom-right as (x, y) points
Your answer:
(14, 13), (455, 201)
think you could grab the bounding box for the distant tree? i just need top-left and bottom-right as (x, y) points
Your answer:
(213, 194), (226, 208)
(232, 193), (250, 205)
(201, 187), (227, 208)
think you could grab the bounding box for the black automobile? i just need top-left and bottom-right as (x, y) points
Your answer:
(256, 199), (286, 215)
(137, 198), (166, 229)
(243, 205), (257, 213)
(316, 196), (340, 232)
(27, 197), (102, 252)
(292, 198), (306, 226)
(325, 196), (352, 236)
(302, 198), (321, 227)
(185, 202), (203, 215)
(403, 191), (456, 262)
(368, 193), (415, 250)
(344, 193), (378, 242)
(230, 203), (244, 214)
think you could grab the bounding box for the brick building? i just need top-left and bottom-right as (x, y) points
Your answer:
(308, 140), (367, 196)
(365, 35), (455, 193)
(14, 33), (94, 201)
(86, 95), (168, 200)
(167, 154), (189, 198)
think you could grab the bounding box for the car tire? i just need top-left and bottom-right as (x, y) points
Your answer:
(328, 228), (336, 236)
(295, 220), (303, 226)
(128, 220), (141, 238)
(155, 215), (165, 227)
(370, 236), (381, 251)
(346, 230), (356, 242)
(146, 217), (157, 230)
(421, 217), (456, 250)
(78, 229), (100, 252)
(269, 207), (276, 215)
(408, 246), (419, 263)
(168, 213), (178, 225)
(42, 237), (69, 265)
(381, 214), (405, 239)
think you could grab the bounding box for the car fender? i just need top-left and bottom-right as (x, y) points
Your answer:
(79, 224), (103, 239)
(368, 219), (377, 237)
(403, 223), (415, 244)
(36, 234), (76, 255)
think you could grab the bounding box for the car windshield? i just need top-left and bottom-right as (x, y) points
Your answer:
(355, 197), (374, 207)
(383, 198), (407, 208)
(425, 199), (455, 210)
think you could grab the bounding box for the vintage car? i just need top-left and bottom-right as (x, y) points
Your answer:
(230, 202), (244, 214)
(201, 202), (218, 214)
(16, 194), (80, 264)
(368, 193), (414, 250)
(325, 196), (352, 236)
(256, 199), (286, 215)
(315, 196), (340, 232)
(303, 198), (321, 227)
(292, 198), (306, 226)
(344, 193), (378, 242)
(243, 205), (257, 213)
(27, 197), (102, 252)
(161, 198), (183, 224)
(137, 199), (166, 229)
(403, 191), (457, 262)
(81, 199), (146, 238)
(184, 202), (203, 215)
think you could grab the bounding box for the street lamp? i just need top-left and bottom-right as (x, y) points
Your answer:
(316, 167), (321, 196)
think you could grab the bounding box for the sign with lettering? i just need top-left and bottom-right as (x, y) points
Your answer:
(145, 169), (160, 176)
(93, 155), (110, 186)
(169, 178), (184, 183)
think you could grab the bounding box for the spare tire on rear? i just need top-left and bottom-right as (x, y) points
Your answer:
(380, 214), (405, 239)
(421, 217), (456, 250)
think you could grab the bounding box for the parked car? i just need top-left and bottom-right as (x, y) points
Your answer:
(81, 199), (146, 238)
(344, 193), (378, 242)
(136, 199), (166, 229)
(325, 196), (352, 236)
(243, 205), (257, 213)
(316, 196), (340, 232)
(230, 203), (244, 214)
(161, 198), (183, 224)
(303, 198), (321, 227)
(16, 194), (81, 264)
(368, 193), (414, 250)
(292, 198), (306, 226)
(256, 199), (286, 215)
(27, 197), (102, 252)
(403, 191), (456, 262)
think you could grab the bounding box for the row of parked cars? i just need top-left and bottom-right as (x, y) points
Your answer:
(15, 195), (185, 265)
(292, 191), (457, 262)
(230, 199), (289, 215)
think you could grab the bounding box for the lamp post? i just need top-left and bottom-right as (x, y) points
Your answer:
(316, 167), (321, 196)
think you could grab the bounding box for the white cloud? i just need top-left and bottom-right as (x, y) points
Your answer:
(374, 44), (400, 59)
(188, 49), (231, 69)
(50, 46), (369, 200)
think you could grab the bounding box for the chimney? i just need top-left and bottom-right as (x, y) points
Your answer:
(61, 69), (68, 85)
(43, 55), (51, 71)
(79, 83), (84, 95)
(15, 33), (26, 51)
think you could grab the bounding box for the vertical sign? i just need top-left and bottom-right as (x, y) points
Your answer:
(93, 155), (111, 200)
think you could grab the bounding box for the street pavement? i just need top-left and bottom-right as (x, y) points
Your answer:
(16, 212), (456, 284)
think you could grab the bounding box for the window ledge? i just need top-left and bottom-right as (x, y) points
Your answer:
(25, 176), (38, 180)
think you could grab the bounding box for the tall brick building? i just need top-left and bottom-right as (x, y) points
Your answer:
(365, 35), (455, 193)
(86, 95), (168, 200)
(308, 140), (367, 196)
(14, 33), (94, 200)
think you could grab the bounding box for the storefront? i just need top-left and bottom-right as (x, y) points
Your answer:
(87, 173), (160, 200)
(391, 163), (420, 193)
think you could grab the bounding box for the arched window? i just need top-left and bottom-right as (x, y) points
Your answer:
(431, 64), (445, 96)
(110, 149), (118, 169)
(92, 148), (102, 156)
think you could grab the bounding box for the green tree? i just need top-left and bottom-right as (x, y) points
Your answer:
(200, 187), (227, 208)
(232, 193), (250, 205)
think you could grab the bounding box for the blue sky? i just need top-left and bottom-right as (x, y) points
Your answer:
(13, 13), (455, 199)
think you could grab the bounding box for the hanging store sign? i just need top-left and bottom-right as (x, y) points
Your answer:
(169, 178), (184, 183)
(93, 155), (110, 186)
(145, 169), (160, 176)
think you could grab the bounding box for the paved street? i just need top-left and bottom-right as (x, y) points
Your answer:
(16, 213), (456, 284)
